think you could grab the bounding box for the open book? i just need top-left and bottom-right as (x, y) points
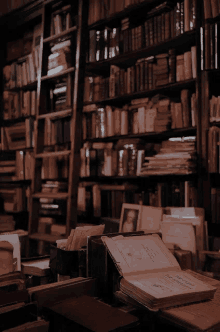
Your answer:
(101, 234), (217, 310)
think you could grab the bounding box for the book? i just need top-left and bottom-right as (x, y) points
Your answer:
(161, 271), (220, 332)
(101, 233), (217, 310)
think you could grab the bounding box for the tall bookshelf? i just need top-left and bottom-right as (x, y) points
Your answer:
(0, 0), (88, 256)
(0, 1), (44, 231)
(79, 0), (203, 229)
(26, 0), (88, 256)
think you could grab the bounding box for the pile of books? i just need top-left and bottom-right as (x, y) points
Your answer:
(48, 39), (71, 76)
(41, 181), (68, 193)
(140, 136), (197, 175)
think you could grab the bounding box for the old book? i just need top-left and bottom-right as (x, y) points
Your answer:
(205, 23), (211, 70)
(210, 0), (219, 18)
(181, 89), (191, 128)
(183, 51), (192, 80)
(101, 234), (217, 310)
(161, 271), (220, 332)
(21, 258), (50, 277)
(184, 0), (190, 32)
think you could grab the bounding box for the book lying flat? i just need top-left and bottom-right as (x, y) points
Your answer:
(161, 271), (220, 332)
(21, 258), (50, 277)
(101, 234), (217, 310)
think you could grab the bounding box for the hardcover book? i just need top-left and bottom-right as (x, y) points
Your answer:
(101, 234), (216, 310)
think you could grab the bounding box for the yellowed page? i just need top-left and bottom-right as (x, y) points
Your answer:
(102, 234), (180, 276)
(125, 270), (216, 299)
(161, 222), (196, 254)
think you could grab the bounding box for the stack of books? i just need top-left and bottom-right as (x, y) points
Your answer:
(140, 136), (197, 175)
(48, 39), (71, 76)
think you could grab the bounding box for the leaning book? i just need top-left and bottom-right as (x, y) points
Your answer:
(101, 234), (217, 310)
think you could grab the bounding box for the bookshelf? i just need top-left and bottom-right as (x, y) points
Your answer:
(201, 0), (220, 240)
(0, 3), (43, 221)
(25, 0), (88, 256)
(79, 0), (202, 227)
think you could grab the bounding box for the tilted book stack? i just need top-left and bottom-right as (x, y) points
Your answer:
(101, 234), (216, 310)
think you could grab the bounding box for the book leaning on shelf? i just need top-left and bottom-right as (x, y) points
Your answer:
(101, 234), (217, 310)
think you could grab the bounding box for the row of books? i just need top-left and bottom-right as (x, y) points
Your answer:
(82, 93), (197, 140)
(203, 0), (220, 20)
(3, 90), (37, 120)
(41, 148), (69, 180)
(84, 48), (196, 102)
(1, 119), (34, 151)
(50, 4), (73, 36)
(88, 2), (196, 62)
(140, 136), (197, 176)
(78, 180), (197, 219)
(80, 139), (145, 177)
(200, 22), (220, 71)
(88, 0), (196, 29)
(210, 95), (220, 122)
(3, 51), (40, 89)
(0, 187), (25, 212)
(44, 117), (71, 146)
(0, 150), (34, 181)
(40, 77), (70, 114)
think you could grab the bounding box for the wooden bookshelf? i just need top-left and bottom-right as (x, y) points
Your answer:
(79, 0), (202, 225)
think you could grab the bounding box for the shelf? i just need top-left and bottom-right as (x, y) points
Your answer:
(86, 30), (196, 74)
(84, 79), (196, 106)
(84, 127), (197, 143)
(0, 179), (31, 185)
(5, 80), (37, 92)
(29, 233), (66, 243)
(80, 173), (197, 182)
(41, 67), (75, 81)
(33, 192), (69, 199)
(3, 116), (35, 126)
(38, 108), (72, 120)
(44, 25), (77, 43)
(36, 150), (71, 158)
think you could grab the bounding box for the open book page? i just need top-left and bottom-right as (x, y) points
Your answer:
(21, 259), (50, 269)
(161, 271), (220, 331)
(101, 234), (180, 277)
(138, 206), (162, 233)
(125, 270), (217, 299)
(161, 222), (196, 254)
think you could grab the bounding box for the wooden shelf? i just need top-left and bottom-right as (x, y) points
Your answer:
(3, 116), (35, 126)
(83, 127), (197, 143)
(80, 173), (197, 182)
(44, 25), (77, 43)
(86, 30), (196, 74)
(84, 79), (196, 106)
(29, 233), (65, 243)
(33, 192), (69, 199)
(41, 67), (75, 81)
(38, 108), (72, 120)
(5, 80), (37, 92)
(36, 150), (71, 158)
